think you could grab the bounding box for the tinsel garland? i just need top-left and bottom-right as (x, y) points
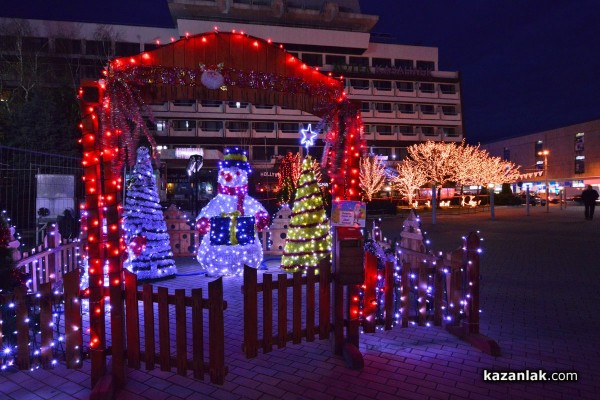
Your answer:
(100, 76), (158, 173)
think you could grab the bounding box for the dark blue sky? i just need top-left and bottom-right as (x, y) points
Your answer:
(3, 1), (599, 144)
(359, 0), (600, 143)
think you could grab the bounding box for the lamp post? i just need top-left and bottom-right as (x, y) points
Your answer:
(538, 150), (550, 213)
(488, 183), (495, 220)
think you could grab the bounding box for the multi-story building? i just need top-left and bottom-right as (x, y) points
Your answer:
(1, 0), (463, 207)
(482, 119), (600, 196)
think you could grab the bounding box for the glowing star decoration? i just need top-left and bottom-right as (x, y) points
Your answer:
(196, 148), (269, 276)
(300, 124), (318, 152)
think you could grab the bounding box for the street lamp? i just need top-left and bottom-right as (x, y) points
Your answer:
(538, 149), (550, 213)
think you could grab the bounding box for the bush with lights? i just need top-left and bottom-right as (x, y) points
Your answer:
(196, 147), (269, 276)
(123, 147), (177, 280)
(281, 155), (331, 271)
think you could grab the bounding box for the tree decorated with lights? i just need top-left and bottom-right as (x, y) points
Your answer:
(392, 159), (428, 205)
(123, 147), (177, 280)
(281, 155), (332, 271)
(360, 155), (387, 201)
(276, 151), (301, 206)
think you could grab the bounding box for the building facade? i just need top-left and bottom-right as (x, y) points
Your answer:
(1, 0), (463, 207)
(482, 119), (600, 196)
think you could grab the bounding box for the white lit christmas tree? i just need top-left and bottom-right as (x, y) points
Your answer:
(281, 155), (331, 271)
(123, 147), (177, 280)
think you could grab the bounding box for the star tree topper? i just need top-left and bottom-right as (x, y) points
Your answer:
(300, 124), (318, 152)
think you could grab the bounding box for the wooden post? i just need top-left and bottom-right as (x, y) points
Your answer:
(277, 274), (287, 348)
(191, 288), (204, 379)
(318, 259), (330, 340)
(39, 283), (54, 368)
(400, 260), (410, 328)
(15, 286), (30, 370)
(142, 284), (155, 370)
(384, 260), (394, 330)
(333, 281), (344, 355)
(292, 271), (302, 344)
(109, 271), (126, 388)
(243, 265), (258, 358)
(262, 274), (273, 353)
(124, 270), (140, 368)
(208, 277), (225, 385)
(418, 262), (428, 326)
(347, 285), (360, 348)
(433, 260), (444, 326)
(362, 251), (377, 333)
(306, 268), (315, 342)
(175, 289), (187, 375)
(63, 269), (82, 369)
(158, 287), (170, 371)
(448, 248), (464, 327)
(46, 224), (60, 284)
(465, 232), (481, 334)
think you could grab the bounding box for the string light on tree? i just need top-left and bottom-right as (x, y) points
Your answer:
(123, 147), (177, 280)
(281, 156), (332, 271)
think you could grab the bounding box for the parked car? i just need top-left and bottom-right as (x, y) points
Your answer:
(519, 193), (546, 206)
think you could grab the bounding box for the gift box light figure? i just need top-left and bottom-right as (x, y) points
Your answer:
(195, 148), (269, 276)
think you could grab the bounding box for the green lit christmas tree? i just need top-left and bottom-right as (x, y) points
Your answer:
(281, 156), (331, 271)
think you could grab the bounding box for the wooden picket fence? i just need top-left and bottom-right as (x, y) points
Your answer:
(242, 260), (331, 358)
(0, 269), (83, 371)
(363, 216), (500, 355)
(117, 270), (228, 385)
(15, 224), (82, 293)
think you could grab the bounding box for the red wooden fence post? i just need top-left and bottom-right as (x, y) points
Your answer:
(175, 289), (187, 376)
(243, 265), (258, 358)
(124, 270), (140, 369)
(384, 260), (394, 330)
(142, 284), (155, 370)
(64, 269), (83, 369)
(15, 286), (30, 370)
(157, 286), (170, 371)
(39, 282), (53, 368)
(306, 268), (315, 342)
(262, 273), (273, 353)
(465, 232), (481, 334)
(191, 288), (204, 379)
(208, 277), (225, 385)
(292, 272), (302, 344)
(277, 273), (288, 348)
(362, 251), (378, 333)
(400, 260), (410, 328)
(318, 258), (331, 340)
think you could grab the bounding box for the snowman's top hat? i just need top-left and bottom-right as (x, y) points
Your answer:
(220, 147), (252, 172)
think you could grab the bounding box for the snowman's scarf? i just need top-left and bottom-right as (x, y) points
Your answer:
(218, 184), (248, 214)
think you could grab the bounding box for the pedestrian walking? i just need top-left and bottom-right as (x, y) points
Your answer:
(581, 185), (599, 220)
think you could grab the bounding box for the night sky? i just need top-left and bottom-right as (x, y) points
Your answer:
(359, 0), (600, 144)
(3, 1), (599, 144)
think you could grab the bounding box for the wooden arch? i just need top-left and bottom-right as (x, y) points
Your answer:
(77, 31), (364, 388)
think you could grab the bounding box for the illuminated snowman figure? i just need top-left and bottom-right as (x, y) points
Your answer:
(196, 148), (269, 276)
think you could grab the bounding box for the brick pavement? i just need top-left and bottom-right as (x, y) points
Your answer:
(1, 204), (598, 399)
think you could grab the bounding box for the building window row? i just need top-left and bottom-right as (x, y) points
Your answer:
(362, 102), (459, 115)
(348, 79), (457, 94)
(289, 52), (436, 70)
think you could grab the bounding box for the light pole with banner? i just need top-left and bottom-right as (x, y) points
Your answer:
(538, 150), (550, 213)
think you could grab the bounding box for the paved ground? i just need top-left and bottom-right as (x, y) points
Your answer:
(1, 204), (599, 399)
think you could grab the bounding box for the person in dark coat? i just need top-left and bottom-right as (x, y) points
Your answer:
(581, 185), (599, 220)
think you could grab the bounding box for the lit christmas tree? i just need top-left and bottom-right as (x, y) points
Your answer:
(281, 155), (331, 271)
(123, 147), (177, 280)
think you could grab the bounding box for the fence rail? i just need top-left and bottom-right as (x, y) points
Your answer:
(119, 270), (228, 385)
(0, 269), (83, 372)
(15, 225), (83, 293)
(242, 260), (331, 358)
